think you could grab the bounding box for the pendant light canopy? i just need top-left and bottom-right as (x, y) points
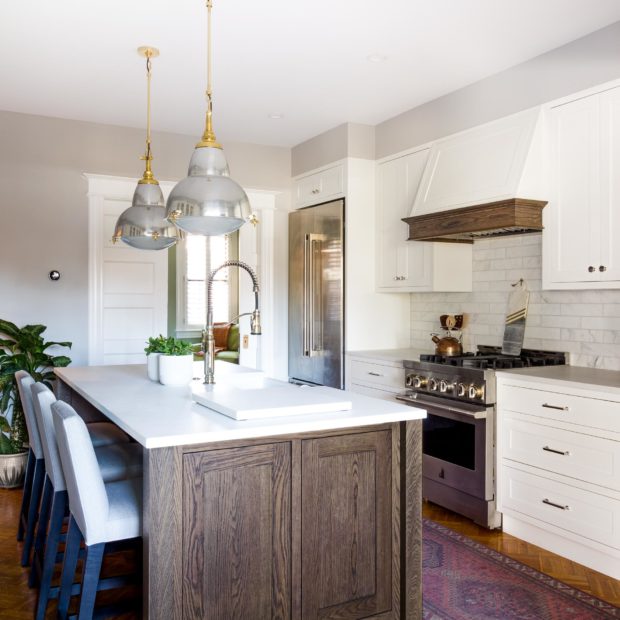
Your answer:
(113, 47), (178, 250)
(165, 0), (251, 236)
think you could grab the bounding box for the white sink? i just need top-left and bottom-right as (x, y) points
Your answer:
(191, 380), (353, 421)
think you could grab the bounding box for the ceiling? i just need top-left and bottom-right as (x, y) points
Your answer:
(2, 0), (620, 148)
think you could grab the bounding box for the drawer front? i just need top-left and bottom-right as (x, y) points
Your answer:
(348, 359), (404, 390)
(348, 382), (401, 400)
(499, 385), (620, 434)
(502, 415), (620, 492)
(294, 166), (344, 206)
(500, 465), (620, 550)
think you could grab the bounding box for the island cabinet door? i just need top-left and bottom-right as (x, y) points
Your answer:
(301, 430), (393, 619)
(183, 442), (291, 620)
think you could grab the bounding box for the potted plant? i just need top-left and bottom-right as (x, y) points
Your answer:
(0, 320), (71, 488)
(153, 336), (194, 386)
(144, 334), (167, 381)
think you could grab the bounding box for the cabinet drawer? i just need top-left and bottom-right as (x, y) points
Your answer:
(348, 359), (404, 390)
(349, 382), (400, 401)
(502, 415), (620, 492)
(499, 385), (620, 434)
(500, 465), (620, 551)
(294, 165), (344, 207)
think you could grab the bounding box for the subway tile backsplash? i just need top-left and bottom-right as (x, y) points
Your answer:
(410, 234), (620, 370)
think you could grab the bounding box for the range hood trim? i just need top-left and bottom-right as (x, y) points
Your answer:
(402, 198), (547, 243)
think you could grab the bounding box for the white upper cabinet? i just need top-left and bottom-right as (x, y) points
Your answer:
(543, 85), (620, 289)
(293, 163), (344, 208)
(376, 150), (472, 292)
(411, 108), (546, 216)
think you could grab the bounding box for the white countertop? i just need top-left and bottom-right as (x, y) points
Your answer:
(55, 362), (426, 449)
(496, 365), (620, 398)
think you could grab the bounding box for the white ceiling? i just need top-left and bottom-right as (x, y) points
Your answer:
(2, 0), (620, 147)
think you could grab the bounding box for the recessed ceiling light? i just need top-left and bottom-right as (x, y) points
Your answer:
(366, 54), (387, 63)
(268, 113), (284, 119)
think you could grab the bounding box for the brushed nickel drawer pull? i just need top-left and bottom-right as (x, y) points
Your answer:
(542, 403), (569, 411)
(542, 446), (570, 456)
(368, 371), (382, 377)
(542, 498), (570, 511)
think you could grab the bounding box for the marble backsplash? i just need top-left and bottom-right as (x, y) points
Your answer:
(410, 234), (620, 370)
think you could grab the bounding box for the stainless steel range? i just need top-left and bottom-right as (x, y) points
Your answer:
(397, 346), (566, 529)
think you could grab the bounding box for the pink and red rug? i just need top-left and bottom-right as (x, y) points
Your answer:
(423, 518), (619, 619)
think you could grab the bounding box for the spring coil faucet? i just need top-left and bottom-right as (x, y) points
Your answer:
(203, 260), (261, 384)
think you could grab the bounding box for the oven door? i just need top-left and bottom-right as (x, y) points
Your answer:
(398, 393), (494, 500)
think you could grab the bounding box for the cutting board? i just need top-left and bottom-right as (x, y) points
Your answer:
(192, 383), (353, 420)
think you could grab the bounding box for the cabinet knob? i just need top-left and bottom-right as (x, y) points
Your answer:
(588, 266), (595, 273)
(599, 265), (607, 272)
(311, 188), (319, 194)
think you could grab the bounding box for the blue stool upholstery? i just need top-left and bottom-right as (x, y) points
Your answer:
(30, 383), (142, 620)
(52, 401), (142, 620)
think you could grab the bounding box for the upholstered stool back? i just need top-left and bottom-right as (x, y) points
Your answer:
(51, 401), (108, 546)
(15, 371), (43, 459)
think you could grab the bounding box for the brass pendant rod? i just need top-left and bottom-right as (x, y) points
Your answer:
(137, 46), (159, 184)
(197, 0), (221, 148)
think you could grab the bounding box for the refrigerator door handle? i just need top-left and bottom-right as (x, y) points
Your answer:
(304, 233), (325, 357)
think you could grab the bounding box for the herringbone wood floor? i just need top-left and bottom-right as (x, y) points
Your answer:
(1, 488), (618, 618)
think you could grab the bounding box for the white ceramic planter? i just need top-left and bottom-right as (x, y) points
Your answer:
(159, 354), (194, 386)
(146, 353), (161, 381)
(0, 451), (28, 488)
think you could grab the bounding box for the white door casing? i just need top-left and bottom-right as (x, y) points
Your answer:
(86, 174), (174, 366)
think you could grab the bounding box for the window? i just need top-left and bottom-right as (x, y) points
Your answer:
(177, 233), (239, 332)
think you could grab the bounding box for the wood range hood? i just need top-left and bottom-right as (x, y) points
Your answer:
(403, 107), (549, 243)
(402, 198), (547, 243)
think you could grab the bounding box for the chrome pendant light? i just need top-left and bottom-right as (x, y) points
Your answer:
(113, 47), (178, 250)
(165, 0), (251, 236)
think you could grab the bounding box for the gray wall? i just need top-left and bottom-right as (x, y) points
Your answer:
(376, 20), (620, 158)
(291, 122), (375, 175)
(0, 111), (290, 365)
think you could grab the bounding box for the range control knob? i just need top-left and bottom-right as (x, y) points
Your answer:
(429, 378), (439, 391)
(457, 383), (468, 397)
(414, 376), (428, 389)
(405, 374), (415, 387)
(439, 379), (454, 394)
(468, 384), (484, 400)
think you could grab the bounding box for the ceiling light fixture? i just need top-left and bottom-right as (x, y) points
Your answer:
(113, 47), (178, 250)
(165, 0), (251, 236)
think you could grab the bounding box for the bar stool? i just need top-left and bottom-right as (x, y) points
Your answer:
(52, 401), (142, 620)
(15, 371), (131, 567)
(30, 383), (142, 620)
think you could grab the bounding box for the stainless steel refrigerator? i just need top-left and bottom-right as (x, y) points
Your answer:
(288, 200), (344, 389)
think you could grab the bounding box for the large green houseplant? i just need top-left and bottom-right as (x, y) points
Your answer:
(0, 320), (71, 486)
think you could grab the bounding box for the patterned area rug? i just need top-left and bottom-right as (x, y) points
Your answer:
(423, 518), (619, 619)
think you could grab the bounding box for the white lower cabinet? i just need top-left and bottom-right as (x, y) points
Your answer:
(345, 353), (405, 401)
(497, 370), (620, 580)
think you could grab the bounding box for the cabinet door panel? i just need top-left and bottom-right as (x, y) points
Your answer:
(301, 431), (392, 619)
(183, 443), (291, 620)
(599, 87), (620, 281)
(547, 96), (599, 283)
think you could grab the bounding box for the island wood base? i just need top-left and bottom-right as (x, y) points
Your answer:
(56, 382), (422, 619)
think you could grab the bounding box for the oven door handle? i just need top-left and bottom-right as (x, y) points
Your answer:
(396, 394), (488, 420)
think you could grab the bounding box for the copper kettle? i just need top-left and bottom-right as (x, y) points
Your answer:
(431, 333), (463, 356)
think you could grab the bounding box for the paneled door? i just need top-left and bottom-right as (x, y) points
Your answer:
(86, 174), (174, 365)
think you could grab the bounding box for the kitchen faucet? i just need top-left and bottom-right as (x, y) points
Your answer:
(203, 259), (261, 384)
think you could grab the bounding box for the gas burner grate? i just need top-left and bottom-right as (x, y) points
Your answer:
(419, 347), (566, 369)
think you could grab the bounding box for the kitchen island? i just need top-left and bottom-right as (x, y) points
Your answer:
(55, 363), (426, 620)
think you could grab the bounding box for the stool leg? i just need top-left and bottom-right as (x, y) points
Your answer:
(77, 542), (105, 620)
(34, 490), (67, 620)
(57, 515), (82, 620)
(29, 475), (53, 587)
(20, 457), (45, 566)
(17, 448), (34, 541)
